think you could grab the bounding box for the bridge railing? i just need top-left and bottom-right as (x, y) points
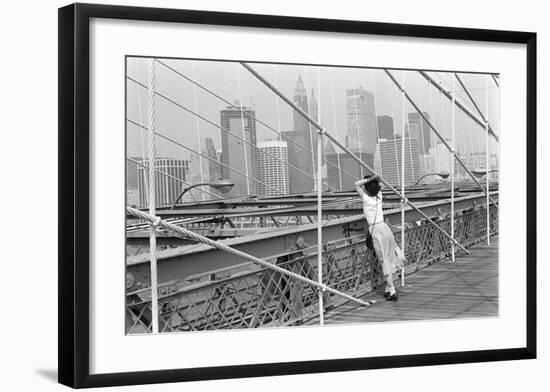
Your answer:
(126, 204), (497, 333)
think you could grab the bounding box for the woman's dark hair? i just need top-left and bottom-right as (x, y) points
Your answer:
(363, 174), (381, 196)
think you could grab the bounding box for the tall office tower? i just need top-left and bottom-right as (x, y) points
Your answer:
(136, 158), (189, 208)
(309, 89), (318, 124)
(407, 112), (431, 154)
(285, 76), (316, 194)
(257, 140), (289, 196)
(326, 146), (374, 191)
(293, 75), (310, 134)
(184, 137), (223, 202)
(346, 87), (377, 154)
(373, 138), (421, 186)
(220, 103), (258, 198)
(377, 115), (395, 140)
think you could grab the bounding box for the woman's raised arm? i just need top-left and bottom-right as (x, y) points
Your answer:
(354, 175), (380, 197)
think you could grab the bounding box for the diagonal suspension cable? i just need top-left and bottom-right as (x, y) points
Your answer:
(419, 71), (499, 142)
(454, 73), (497, 139)
(126, 118), (282, 195)
(127, 157), (222, 201)
(384, 70), (498, 209)
(127, 206), (375, 308)
(126, 75), (340, 193)
(241, 62), (471, 255)
(154, 59), (358, 184)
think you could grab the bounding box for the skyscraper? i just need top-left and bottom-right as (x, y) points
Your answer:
(258, 140), (289, 196)
(136, 158), (189, 208)
(407, 112), (431, 154)
(285, 76), (317, 194)
(220, 103), (258, 197)
(293, 75), (310, 135)
(185, 137), (222, 201)
(346, 87), (377, 154)
(309, 89), (318, 126)
(377, 115), (394, 140)
(326, 151), (374, 191)
(374, 138), (421, 186)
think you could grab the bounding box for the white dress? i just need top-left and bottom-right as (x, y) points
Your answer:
(362, 192), (405, 275)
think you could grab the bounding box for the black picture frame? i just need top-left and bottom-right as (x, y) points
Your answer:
(58, 2), (537, 388)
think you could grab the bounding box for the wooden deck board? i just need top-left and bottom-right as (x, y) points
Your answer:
(307, 236), (498, 325)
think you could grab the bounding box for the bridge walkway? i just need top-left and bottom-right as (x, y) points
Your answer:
(306, 236), (498, 325)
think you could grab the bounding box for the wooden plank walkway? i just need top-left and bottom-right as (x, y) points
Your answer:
(308, 236), (498, 325)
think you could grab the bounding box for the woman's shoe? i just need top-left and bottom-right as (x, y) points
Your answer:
(383, 291), (391, 298)
(386, 293), (398, 302)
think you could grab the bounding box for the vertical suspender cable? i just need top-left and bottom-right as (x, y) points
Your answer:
(371, 70), (383, 179)
(237, 65), (251, 196)
(134, 59), (149, 208)
(191, 61), (205, 201)
(451, 75), (456, 262)
(330, 69), (343, 190)
(272, 65), (283, 141)
(241, 62), (470, 255)
(400, 71), (406, 286)
(303, 69), (317, 191)
(351, 71), (364, 178)
(317, 67), (324, 324)
(147, 58), (159, 334)
(485, 75), (490, 245)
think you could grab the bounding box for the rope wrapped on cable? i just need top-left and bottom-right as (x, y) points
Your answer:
(127, 206), (375, 308)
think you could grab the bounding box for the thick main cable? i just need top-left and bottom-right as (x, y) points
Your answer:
(127, 206), (374, 308)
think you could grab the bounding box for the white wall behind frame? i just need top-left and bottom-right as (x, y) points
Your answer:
(0, 1), (545, 392)
(90, 12), (525, 375)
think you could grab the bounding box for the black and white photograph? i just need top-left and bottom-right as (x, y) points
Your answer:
(125, 58), (500, 334)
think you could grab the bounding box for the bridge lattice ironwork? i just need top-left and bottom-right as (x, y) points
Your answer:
(126, 204), (497, 333)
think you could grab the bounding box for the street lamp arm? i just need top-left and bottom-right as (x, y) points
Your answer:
(171, 183), (211, 210)
(415, 172), (450, 185)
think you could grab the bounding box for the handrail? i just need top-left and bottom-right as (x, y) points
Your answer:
(127, 206), (374, 308)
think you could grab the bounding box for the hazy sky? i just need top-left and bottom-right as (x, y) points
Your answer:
(126, 57), (500, 162)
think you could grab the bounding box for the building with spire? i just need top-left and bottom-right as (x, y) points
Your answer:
(283, 76), (318, 194)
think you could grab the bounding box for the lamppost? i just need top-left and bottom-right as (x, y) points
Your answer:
(471, 169), (498, 179)
(170, 179), (235, 210)
(414, 172), (450, 185)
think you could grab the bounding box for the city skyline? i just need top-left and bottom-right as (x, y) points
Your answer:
(127, 58), (499, 163)
(126, 58), (500, 196)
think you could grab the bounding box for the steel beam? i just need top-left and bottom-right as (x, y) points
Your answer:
(126, 193), (497, 292)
